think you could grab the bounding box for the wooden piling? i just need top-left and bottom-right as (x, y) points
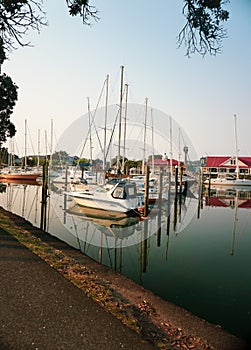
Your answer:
(175, 165), (178, 195)
(143, 165), (150, 217)
(40, 161), (49, 230)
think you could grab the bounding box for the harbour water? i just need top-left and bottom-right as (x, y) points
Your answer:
(0, 180), (251, 342)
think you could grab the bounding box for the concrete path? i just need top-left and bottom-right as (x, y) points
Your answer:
(0, 227), (155, 350)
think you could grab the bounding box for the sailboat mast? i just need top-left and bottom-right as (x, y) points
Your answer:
(103, 74), (109, 171)
(24, 119), (27, 169)
(87, 97), (93, 167)
(151, 108), (154, 175)
(117, 65), (124, 171)
(169, 116), (173, 175)
(142, 97), (148, 175)
(37, 129), (40, 167)
(234, 114), (239, 179)
(122, 83), (128, 173)
(50, 118), (53, 162)
(45, 130), (48, 161)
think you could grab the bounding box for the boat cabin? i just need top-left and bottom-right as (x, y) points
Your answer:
(111, 181), (137, 200)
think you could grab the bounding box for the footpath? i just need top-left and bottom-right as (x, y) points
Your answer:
(0, 207), (250, 350)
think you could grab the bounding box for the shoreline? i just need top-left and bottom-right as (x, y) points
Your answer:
(0, 206), (249, 350)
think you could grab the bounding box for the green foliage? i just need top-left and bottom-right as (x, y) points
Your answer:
(0, 0), (46, 51)
(0, 73), (17, 145)
(66, 0), (99, 24)
(0, 0), (230, 56)
(178, 0), (230, 56)
(0, 39), (6, 66)
(51, 150), (70, 164)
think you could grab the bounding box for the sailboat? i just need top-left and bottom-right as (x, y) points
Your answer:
(204, 115), (251, 187)
(0, 120), (41, 181)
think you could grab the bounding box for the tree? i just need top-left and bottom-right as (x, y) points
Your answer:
(0, 0), (98, 51)
(0, 1), (229, 56)
(178, 0), (230, 56)
(0, 38), (17, 147)
(51, 150), (70, 165)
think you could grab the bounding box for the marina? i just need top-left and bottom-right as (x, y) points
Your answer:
(0, 178), (251, 343)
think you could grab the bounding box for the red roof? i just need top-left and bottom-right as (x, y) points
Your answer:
(205, 156), (251, 168)
(147, 159), (181, 166)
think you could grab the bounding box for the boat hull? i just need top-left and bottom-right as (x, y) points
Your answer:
(0, 173), (41, 181)
(205, 178), (251, 187)
(68, 192), (138, 213)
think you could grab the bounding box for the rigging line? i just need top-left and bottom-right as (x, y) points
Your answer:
(27, 187), (39, 220)
(12, 135), (19, 157)
(89, 79), (107, 155)
(70, 216), (82, 251)
(27, 124), (36, 155)
(90, 109), (103, 156)
(85, 226), (99, 253)
(105, 107), (120, 161)
(105, 85), (127, 161)
(77, 79), (107, 161)
(104, 232), (113, 268)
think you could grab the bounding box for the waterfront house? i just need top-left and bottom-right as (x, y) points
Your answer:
(200, 156), (251, 178)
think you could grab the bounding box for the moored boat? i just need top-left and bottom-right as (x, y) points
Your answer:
(67, 180), (141, 214)
(204, 174), (251, 187)
(0, 168), (41, 181)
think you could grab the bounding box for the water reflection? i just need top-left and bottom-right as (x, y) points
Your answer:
(0, 181), (251, 341)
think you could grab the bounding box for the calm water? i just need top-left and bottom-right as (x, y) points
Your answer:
(0, 181), (251, 342)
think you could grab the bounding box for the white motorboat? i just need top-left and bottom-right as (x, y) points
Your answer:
(67, 180), (140, 214)
(204, 174), (251, 187)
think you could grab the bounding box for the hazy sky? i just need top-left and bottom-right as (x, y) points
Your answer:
(3, 0), (251, 159)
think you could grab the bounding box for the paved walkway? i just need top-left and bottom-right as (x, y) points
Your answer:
(0, 227), (155, 350)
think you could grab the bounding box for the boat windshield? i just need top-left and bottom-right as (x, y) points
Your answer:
(112, 183), (137, 199)
(112, 185), (125, 199)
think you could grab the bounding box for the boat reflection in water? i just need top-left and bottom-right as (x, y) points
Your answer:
(0, 178), (41, 186)
(66, 203), (140, 240)
(51, 190), (161, 251)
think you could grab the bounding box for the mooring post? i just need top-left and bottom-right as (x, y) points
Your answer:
(179, 165), (183, 194)
(144, 165), (150, 217)
(40, 161), (48, 230)
(175, 165), (178, 195)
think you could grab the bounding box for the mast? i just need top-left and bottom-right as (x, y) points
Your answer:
(50, 118), (53, 163)
(45, 130), (48, 161)
(24, 119), (27, 169)
(117, 65), (124, 171)
(234, 114), (239, 179)
(151, 108), (155, 175)
(142, 97), (148, 175)
(122, 83), (128, 173)
(37, 129), (40, 167)
(87, 97), (93, 167)
(169, 116), (173, 176)
(178, 127), (181, 169)
(103, 74), (109, 171)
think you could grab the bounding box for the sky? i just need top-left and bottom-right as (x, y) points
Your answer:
(3, 0), (251, 160)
